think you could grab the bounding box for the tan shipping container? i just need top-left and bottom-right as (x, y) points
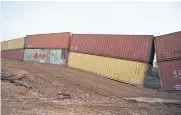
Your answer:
(1, 41), (8, 50)
(1, 38), (25, 50)
(68, 52), (151, 86)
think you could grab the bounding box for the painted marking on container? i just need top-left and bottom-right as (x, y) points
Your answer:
(173, 70), (181, 78)
(174, 84), (181, 90)
(34, 53), (48, 59)
(173, 70), (177, 78)
(174, 49), (181, 54)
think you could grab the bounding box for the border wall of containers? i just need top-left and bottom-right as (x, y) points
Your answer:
(1, 38), (25, 61)
(70, 34), (155, 64)
(68, 52), (151, 86)
(23, 32), (71, 65)
(1, 31), (181, 91)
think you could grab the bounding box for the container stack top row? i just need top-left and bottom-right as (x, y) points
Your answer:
(70, 34), (154, 64)
(154, 31), (181, 62)
(1, 31), (181, 63)
(25, 32), (72, 49)
(1, 32), (72, 50)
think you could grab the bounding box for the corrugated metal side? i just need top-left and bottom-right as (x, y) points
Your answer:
(25, 32), (71, 49)
(158, 60), (181, 91)
(23, 49), (67, 65)
(1, 38), (25, 50)
(68, 52), (151, 86)
(7, 38), (25, 50)
(1, 50), (9, 59)
(155, 31), (181, 62)
(1, 49), (24, 60)
(70, 34), (154, 63)
(1, 41), (8, 50)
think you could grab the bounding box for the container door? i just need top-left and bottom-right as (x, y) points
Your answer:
(59, 50), (63, 65)
(39, 49), (47, 63)
(49, 49), (62, 65)
(49, 50), (55, 64)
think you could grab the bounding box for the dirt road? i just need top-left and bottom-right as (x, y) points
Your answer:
(1, 59), (181, 115)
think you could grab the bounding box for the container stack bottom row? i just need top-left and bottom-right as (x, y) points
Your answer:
(158, 60), (181, 91)
(23, 49), (67, 65)
(1, 49), (24, 61)
(68, 52), (152, 87)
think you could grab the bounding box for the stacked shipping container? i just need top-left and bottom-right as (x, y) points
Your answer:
(154, 31), (181, 91)
(1, 38), (25, 60)
(23, 32), (71, 65)
(68, 34), (154, 86)
(70, 34), (154, 63)
(1, 49), (24, 60)
(68, 52), (151, 86)
(1, 31), (180, 91)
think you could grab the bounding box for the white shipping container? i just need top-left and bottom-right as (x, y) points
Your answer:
(24, 49), (67, 65)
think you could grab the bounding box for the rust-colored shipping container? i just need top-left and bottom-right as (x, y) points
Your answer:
(155, 31), (181, 62)
(1, 49), (24, 60)
(158, 60), (181, 91)
(25, 32), (71, 49)
(70, 34), (154, 63)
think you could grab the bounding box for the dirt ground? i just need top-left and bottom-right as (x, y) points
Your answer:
(1, 59), (181, 115)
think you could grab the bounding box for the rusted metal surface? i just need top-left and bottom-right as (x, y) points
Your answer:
(25, 32), (71, 49)
(1, 49), (24, 60)
(155, 31), (181, 62)
(23, 49), (67, 65)
(158, 60), (181, 91)
(70, 34), (154, 63)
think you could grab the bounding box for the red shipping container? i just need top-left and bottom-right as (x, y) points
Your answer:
(1, 49), (24, 60)
(154, 31), (181, 62)
(70, 34), (154, 63)
(1, 50), (9, 59)
(158, 60), (181, 91)
(25, 32), (72, 49)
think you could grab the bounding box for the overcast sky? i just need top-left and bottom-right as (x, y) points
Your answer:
(1, 1), (181, 41)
